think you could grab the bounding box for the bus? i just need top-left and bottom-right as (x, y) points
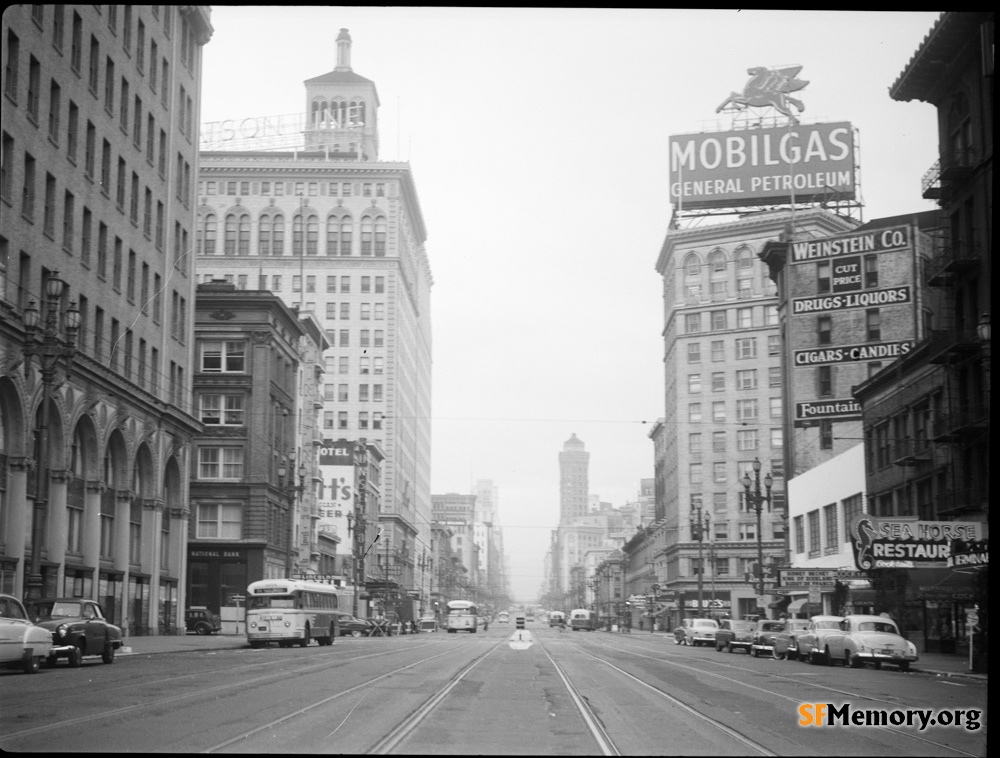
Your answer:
(445, 600), (478, 633)
(245, 579), (341, 648)
(570, 608), (597, 631)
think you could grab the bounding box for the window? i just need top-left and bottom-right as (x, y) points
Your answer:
(817, 315), (832, 345)
(711, 310), (726, 331)
(768, 334), (780, 355)
(817, 365), (833, 397)
(67, 101), (79, 161)
(711, 372), (725, 391)
(201, 341), (246, 373)
(736, 369), (756, 390)
(737, 307), (752, 329)
(816, 261), (831, 293)
(737, 429), (758, 451)
(739, 522), (757, 541)
(688, 433), (702, 453)
(711, 340), (724, 362)
(62, 191), (75, 251)
(735, 337), (756, 359)
(28, 56), (41, 121)
(685, 313), (702, 333)
(711, 281), (727, 300)
(688, 403), (702, 423)
(864, 255), (879, 288)
(765, 305), (778, 326)
(198, 447), (245, 481)
(819, 419), (834, 450)
(687, 342), (701, 364)
(196, 503), (243, 539)
(43, 173), (57, 237)
(866, 309), (881, 341)
(709, 249), (726, 275)
(5, 31), (20, 102)
(200, 394), (245, 426)
(684, 254), (700, 277)
(688, 374), (701, 393)
(842, 493), (863, 543)
(807, 510), (821, 557)
(771, 428), (783, 448)
(712, 401), (725, 422)
(340, 276), (351, 293)
(338, 412), (348, 429)
(823, 503), (838, 553)
(689, 463), (702, 485)
(769, 366), (782, 387)
(713, 462), (727, 483)
(712, 431), (726, 453)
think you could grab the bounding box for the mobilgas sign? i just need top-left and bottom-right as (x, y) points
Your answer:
(669, 122), (855, 211)
(793, 340), (914, 367)
(790, 226), (910, 264)
(792, 286), (911, 314)
(795, 398), (861, 423)
(851, 515), (985, 570)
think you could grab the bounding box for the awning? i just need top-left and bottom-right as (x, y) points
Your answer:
(788, 598), (818, 615)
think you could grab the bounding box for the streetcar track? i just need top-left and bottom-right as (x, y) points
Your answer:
(0, 639), (447, 744)
(585, 634), (980, 757)
(547, 637), (773, 756)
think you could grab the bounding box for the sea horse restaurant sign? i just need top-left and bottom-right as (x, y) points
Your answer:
(850, 516), (986, 570)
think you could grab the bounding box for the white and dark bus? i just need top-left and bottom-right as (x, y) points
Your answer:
(245, 579), (341, 648)
(445, 600), (478, 633)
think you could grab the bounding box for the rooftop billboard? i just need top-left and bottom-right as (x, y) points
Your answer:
(669, 122), (856, 211)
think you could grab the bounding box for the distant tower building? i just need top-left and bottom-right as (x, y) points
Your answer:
(559, 434), (589, 522)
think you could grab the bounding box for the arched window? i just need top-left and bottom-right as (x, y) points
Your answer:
(735, 246), (754, 270)
(292, 214), (303, 256)
(684, 253), (700, 278)
(708, 249), (727, 276)
(306, 213), (318, 255)
(272, 214), (285, 256)
(326, 214), (348, 256)
(238, 213), (250, 255)
(374, 216), (386, 257)
(259, 214), (271, 256)
(350, 99), (365, 126)
(361, 216), (373, 256)
(224, 213), (237, 255)
(340, 216), (352, 256)
(199, 212), (216, 255)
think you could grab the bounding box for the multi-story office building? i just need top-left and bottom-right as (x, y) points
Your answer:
(559, 433), (589, 522)
(654, 208), (855, 624)
(1, 5), (212, 633)
(189, 281), (328, 609)
(194, 30), (433, 621)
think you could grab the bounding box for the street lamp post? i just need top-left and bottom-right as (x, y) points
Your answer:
(22, 273), (80, 602)
(743, 457), (773, 618)
(689, 505), (710, 617)
(278, 454), (307, 578)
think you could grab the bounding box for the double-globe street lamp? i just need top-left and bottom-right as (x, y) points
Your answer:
(742, 457), (773, 617)
(689, 505), (710, 617)
(22, 272), (81, 601)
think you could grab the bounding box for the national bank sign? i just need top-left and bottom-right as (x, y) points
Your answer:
(669, 122), (856, 210)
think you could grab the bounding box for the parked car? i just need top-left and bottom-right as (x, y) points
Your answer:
(185, 607), (222, 635)
(0, 594), (53, 674)
(772, 618), (811, 660)
(674, 617), (720, 646)
(797, 615), (847, 665)
(714, 619), (755, 653)
(823, 615), (918, 671)
(417, 617), (438, 633)
(334, 613), (371, 637)
(27, 598), (122, 667)
(750, 619), (786, 657)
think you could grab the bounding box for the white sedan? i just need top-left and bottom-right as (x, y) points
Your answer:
(825, 614), (918, 671)
(0, 594), (53, 674)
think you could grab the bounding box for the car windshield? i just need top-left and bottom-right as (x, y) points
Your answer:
(857, 621), (899, 634)
(731, 622), (754, 631)
(33, 601), (83, 618)
(789, 621), (810, 631)
(760, 622), (783, 632)
(814, 620), (840, 630)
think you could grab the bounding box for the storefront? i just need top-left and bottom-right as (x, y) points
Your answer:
(187, 545), (261, 616)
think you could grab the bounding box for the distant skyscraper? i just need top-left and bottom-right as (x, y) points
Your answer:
(559, 434), (589, 522)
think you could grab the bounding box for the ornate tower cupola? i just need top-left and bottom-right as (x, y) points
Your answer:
(303, 29), (380, 159)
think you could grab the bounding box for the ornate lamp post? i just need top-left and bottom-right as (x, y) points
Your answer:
(689, 505), (710, 617)
(743, 457), (773, 617)
(22, 272), (80, 601)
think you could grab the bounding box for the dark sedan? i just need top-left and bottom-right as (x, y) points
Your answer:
(27, 598), (122, 667)
(335, 613), (371, 637)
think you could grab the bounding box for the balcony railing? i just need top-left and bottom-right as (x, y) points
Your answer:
(931, 407), (989, 441)
(925, 242), (980, 287)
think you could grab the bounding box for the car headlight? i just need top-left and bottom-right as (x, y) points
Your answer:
(250, 621), (257, 628)
(56, 624), (68, 639)
(856, 640), (866, 651)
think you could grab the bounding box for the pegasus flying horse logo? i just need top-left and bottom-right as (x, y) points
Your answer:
(716, 66), (809, 123)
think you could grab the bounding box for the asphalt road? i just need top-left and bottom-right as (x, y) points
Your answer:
(0, 624), (987, 755)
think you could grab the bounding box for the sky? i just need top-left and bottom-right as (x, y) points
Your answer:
(198, 8), (943, 602)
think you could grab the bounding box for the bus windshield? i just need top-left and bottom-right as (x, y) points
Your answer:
(249, 596), (296, 609)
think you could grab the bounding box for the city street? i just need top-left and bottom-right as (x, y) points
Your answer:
(0, 625), (986, 755)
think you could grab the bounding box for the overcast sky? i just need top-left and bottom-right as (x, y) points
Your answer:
(198, 8), (942, 602)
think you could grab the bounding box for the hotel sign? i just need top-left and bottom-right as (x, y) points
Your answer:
(793, 340), (914, 367)
(669, 122), (855, 211)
